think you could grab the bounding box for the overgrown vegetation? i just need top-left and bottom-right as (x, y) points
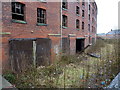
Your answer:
(3, 38), (120, 88)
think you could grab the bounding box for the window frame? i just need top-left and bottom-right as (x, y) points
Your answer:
(82, 22), (84, 30)
(92, 9), (94, 15)
(88, 24), (90, 31)
(82, 10), (84, 18)
(62, 15), (68, 28)
(76, 6), (80, 15)
(12, 2), (25, 21)
(76, 19), (80, 29)
(62, 0), (68, 10)
(89, 14), (90, 20)
(89, 4), (90, 11)
(37, 8), (47, 24)
(82, 0), (85, 6)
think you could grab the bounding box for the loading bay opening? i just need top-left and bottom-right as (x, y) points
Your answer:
(9, 38), (51, 72)
(76, 38), (85, 53)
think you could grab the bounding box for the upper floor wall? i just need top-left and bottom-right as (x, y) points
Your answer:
(2, 0), (98, 38)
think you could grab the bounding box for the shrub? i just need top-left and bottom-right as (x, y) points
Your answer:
(3, 70), (16, 84)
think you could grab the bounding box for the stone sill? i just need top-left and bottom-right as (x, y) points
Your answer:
(76, 14), (80, 16)
(76, 29), (80, 31)
(62, 26), (68, 29)
(37, 23), (48, 26)
(12, 19), (27, 24)
(62, 8), (68, 11)
(0, 32), (11, 35)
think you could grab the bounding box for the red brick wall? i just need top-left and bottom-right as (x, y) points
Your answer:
(1, 1), (97, 70)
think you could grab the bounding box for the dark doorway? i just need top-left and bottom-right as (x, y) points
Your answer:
(76, 39), (85, 53)
(62, 37), (70, 54)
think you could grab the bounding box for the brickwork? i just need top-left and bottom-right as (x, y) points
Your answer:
(1, 0), (97, 70)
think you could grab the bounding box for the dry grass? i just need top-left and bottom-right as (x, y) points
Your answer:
(3, 38), (120, 88)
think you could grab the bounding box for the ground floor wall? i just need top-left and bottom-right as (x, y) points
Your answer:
(1, 34), (96, 72)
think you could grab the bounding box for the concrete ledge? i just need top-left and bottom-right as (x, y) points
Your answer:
(76, 37), (85, 39)
(0, 32), (11, 35)
(76, 29), (80, 31)
(62, 26), (68, 29)
(62, 8), (68, 11)
(76, 14), (80, 16)
(37, 23), (48, 26)
(48, 34), (61, 37)
(12, 19), (27, 24)
(68, 34), (76, 37)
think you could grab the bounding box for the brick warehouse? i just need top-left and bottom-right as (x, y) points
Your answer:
(1, 0), (97, 72)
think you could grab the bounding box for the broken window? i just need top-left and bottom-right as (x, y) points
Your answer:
(82, 10), (84, 18)
(92, 18), (94, 23)
(62, 0), (68, 9)
(92, 26), (94, 32)
(82, 22), (84, 30)
(88, 24), (90, 31)
(89, 14), (90, 20)
(37, 8), (46, 24)
(76, 19), (80, 29)
(62, 15), (67, 27)
(76, 0), (80, 3)
(89, 4), (90, 10)
(82, 0), (85, 6)
(12, 2), (25, 21)
(76, 6), (80, 15)
(92, 9), (94, 15)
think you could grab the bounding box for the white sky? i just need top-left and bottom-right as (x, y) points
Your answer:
(96, 0), (119, 34)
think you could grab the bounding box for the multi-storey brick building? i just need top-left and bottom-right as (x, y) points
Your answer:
(1, 0), (97, 71)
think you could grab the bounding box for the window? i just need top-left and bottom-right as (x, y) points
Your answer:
(62, 15), (67, 27)
(82, 10), (84, 18)
(92, 18), (94, 23)
(92, 9), (94, 14)
(37, 8), (46, 24)
(88, 24), (90, 31)
(92, 26), (94, 32)
(12, 2), (25, 21)
(62, 0), (67, 9)
(89, 36), (91, 43)
(82, 0), (85, 6)
(76, 0), (79, 3)
(82, 22), (84, 30)
(89, 14), (90, 20)
(76, 19), (80, 29)
(37, 0), (47, 2)
(76, 6), (80, 15)
(89, 5), (90, 10)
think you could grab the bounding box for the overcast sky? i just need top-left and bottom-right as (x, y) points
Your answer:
(96, 0), (119, 34)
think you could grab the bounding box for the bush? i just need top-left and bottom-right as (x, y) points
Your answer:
(3, 70), (16, 84)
